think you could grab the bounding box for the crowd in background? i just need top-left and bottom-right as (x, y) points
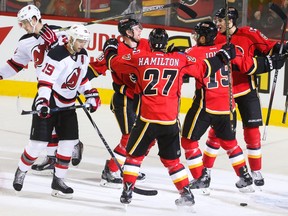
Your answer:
(1, 0), (288, 39)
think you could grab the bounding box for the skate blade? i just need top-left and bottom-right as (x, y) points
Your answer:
(238, 185), (255, 193)
(31, 169), (54, 176)
(122, 203), (129, 211)
(100, 180), (122, 189)
(177, 205), (196, 213)
(51, 190), (73, 199)
(201, 188), (211, 196)
(255, 185), (263, 191)
(136, 178), (146, 183)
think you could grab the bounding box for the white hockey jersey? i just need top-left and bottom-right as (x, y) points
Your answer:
(37, 44), (91, 108)
(0, 26), (67, 79)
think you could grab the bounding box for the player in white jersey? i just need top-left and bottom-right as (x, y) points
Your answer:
(0, 5), (84, 175)
(12, 23), (101, 199)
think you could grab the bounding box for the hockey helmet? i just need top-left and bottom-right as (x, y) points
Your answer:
(215, 7), (239, 25)
(17, 5), (41, 24)
(149, 28), (168, 50)
(194, 21), (217, 45)
(68, 24), (90, 41)
(118, 18), (142, 36)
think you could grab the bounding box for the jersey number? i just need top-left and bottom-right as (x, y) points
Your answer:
(143, 69), (177, 95)
(42, 63), (55, 75)
(207, 65), (229, 88)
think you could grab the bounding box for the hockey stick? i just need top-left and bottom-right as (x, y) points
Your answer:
(58, 3), (197, 31)
(282, 89), (288, 123)
(76, 97), (158, 196)
(262, 2), (287, 140)
(20, 104), (89, 115)
(224, 0), (235, 132)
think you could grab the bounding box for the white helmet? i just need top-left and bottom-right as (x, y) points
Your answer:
(68, 24), (90, 41)
(17, 5), (41, 23)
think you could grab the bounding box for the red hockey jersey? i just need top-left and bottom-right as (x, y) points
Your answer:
(186, 43), (259, 114)
(109, 50), (212, 124)
(89, 38), (151, 99)
(215, 26), (277, 97)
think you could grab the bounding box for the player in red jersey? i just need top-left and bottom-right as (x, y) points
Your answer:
(103, 27), (237, 206)
(180, 21), (286, 192)
(87, 18), (152, 188)
(203, 6), (287, 188)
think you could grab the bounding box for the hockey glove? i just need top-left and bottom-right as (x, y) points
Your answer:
(84, 88), (101, 113)
(39, 24), (58, 49)
(216, 43), (236, 64)
(103, 38), (119, 62)
(266, 53), (287, 71)
(167, 43), (185, 53)
(273, 42), (288, 55)
(35, 97), (51, 118)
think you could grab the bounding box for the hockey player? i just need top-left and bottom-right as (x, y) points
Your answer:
(88, 18), (151, 188)
(103, 28), (237, 206)
(0, 5), (84, 175)
(13, 24), (100, 199)
(203, 6), (287, 188)
(179, 21), (286, 192)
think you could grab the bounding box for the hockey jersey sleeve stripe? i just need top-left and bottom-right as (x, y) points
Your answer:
(7, 59), (26, 72)
(249, 57), (270, 75)
(37, 80), (53, 89)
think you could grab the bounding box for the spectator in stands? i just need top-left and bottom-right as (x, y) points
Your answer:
(6, 0), (33, 12)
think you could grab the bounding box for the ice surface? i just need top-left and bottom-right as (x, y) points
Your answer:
(0, 96), (287, 216)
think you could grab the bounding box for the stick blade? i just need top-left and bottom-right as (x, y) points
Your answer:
(269, 3), (287, 21)
(134, 187), (158, 196)
(178, 3), (198, 19)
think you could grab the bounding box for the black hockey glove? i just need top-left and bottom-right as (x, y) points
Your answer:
(167, 43), (185, 53)
(273, 42), (288, 55)
(265, 53), (287, 71)
(35, 97), (51, 118)
(103, 38), (119, 62)
(216, 43), (236, 64)
(39, 24), (58, 49)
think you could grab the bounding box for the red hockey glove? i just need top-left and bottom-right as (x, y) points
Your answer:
(103, 38), (118, 62)
(35, 97), (51, 118)
(84, 88), (101, 113)
(216, 43), (236, 64)
(39, 24), (58, 49)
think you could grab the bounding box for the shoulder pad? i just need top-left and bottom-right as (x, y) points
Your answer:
(19, 33), (37, 42)
(48, 45), (69, 61)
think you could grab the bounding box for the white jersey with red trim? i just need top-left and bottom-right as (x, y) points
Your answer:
(37, 44), (91, 108)
(0, 26), (67, 79)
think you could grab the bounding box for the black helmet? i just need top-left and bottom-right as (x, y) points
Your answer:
(118, 18), (141, 36)
(149, 28), (168, 50)
(194, 21), (217, 45)
(215, 7), (239, 25)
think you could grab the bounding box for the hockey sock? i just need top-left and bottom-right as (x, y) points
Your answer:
(181, 137), (203, 179)
(244, 127), (262, 171)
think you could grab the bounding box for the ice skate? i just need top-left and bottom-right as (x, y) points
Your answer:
(51, 174), (73, 199)
(236, 166), (255, 193)
(31, 156), (55, 175)
(13, 167), (27, 192)
(71, 141), (84, 166)
(252, 170), (264, 187)
(100, 160), (122, 189)
(189, 168), (211, 189)
(120, 182), (133, 207)
(175, 186), (195, 212)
